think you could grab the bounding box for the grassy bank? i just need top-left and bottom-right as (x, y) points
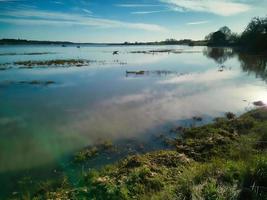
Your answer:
(11, 108), (267, 200)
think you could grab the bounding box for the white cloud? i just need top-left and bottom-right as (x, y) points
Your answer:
(82, 9), (92, 15)
(52, 1), (64, 5)
(187, 20), (210, 25)
(158, 69), (239, 84)
(160, 0), (251, 16)
(131, 10), (170, 14)
(116, 4), (163, 8)
(0, 9), (167, 32)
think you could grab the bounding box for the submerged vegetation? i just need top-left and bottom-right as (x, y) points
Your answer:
(14, 59), (95, 68)
(129, 49), (201, 54)
(0, 59), (127, 70)
(0, 52), (56, 56)
(74, 140), (114, 163)
(10, 107), (267, 200)
(0, 80), (56, 87)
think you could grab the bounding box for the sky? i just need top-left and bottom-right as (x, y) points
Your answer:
(0, 0), (266, 43)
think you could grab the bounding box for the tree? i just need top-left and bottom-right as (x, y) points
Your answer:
(206, 26), (233, 46)
(219, 26), (232, 39)
(243, 17), (267, 36)
(204, 16), (267, 52)
(240, 17), (267, 52)
(208, 30), (227, 46)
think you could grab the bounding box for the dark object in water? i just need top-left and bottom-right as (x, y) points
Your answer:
(113, 51), (119, 55)
(77, 46), (80, 48)
(61, 44), (66, 47)
(193, 116), (203, 121)
(253, 101), (265, 106)
(126, 70), (176, 77)
(19, 80), (56, 85)
(126, 70), (145, 75)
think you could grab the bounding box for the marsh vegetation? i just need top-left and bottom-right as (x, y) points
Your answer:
(9, 108), (267, 200)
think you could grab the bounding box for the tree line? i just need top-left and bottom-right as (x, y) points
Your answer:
(206, 16), (267, 52)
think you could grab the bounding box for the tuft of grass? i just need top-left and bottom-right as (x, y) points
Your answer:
(225, 112), (236, 120)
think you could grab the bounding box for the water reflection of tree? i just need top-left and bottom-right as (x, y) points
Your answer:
(237, 53), (267, 81)
(203, 47), (235, 64)
(203, 47), (267, 82)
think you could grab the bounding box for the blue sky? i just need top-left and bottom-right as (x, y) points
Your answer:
(0, 0), (266, 42)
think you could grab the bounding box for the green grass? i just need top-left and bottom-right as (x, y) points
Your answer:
(10, 108), (267, 200)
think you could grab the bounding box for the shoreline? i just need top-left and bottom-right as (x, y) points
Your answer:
(9, 107), (267, 199)
(0, 38), (206, 46)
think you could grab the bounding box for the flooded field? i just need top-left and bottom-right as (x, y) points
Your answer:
(0, 45), (266, 197)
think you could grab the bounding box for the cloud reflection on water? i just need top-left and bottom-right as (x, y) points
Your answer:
(62, 68), (267, 146)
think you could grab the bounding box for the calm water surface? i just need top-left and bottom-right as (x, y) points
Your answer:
(0, 45), (267, 196)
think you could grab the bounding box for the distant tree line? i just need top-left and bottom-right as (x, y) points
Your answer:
(0, 39), (75, 45)
(122, 39), (200, 46)
(1, 16), (266, 52)
(206, 16), (267, 52)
